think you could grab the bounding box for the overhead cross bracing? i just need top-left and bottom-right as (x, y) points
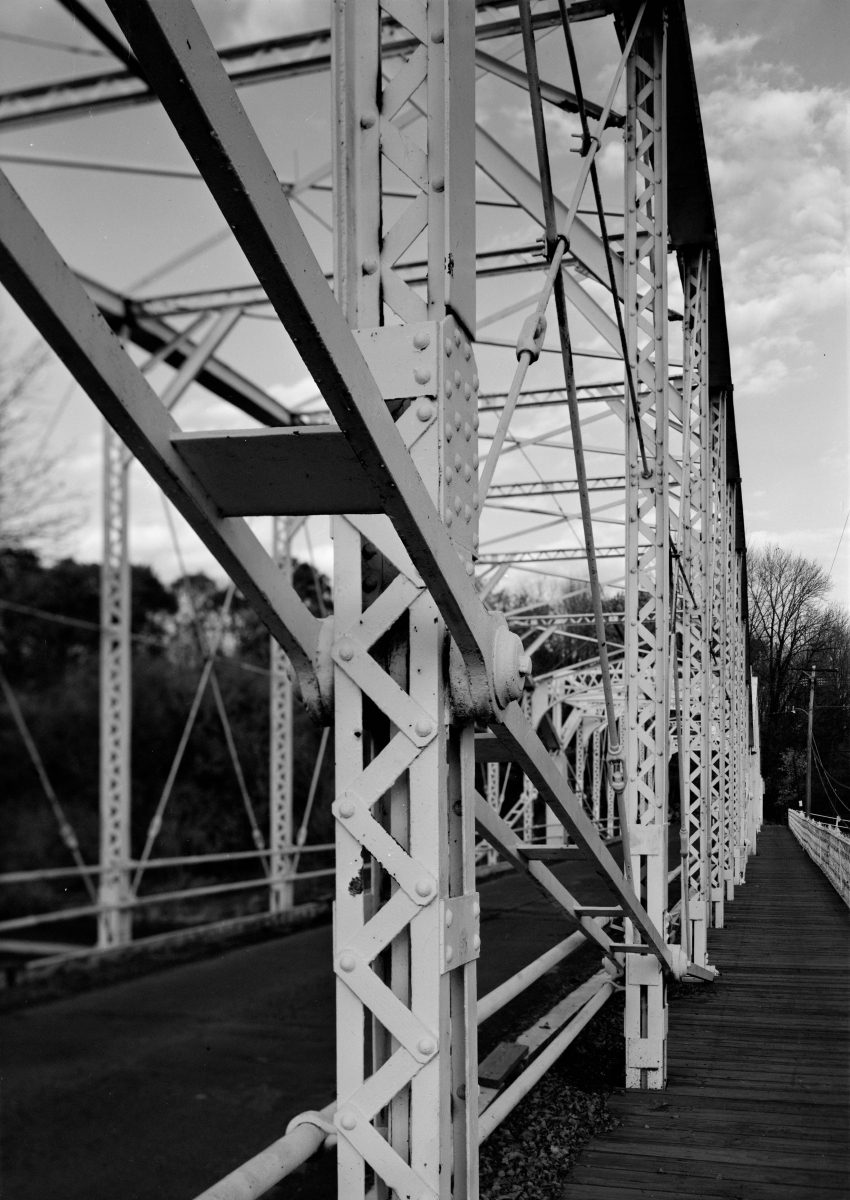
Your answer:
(0, 0), (759, 1196)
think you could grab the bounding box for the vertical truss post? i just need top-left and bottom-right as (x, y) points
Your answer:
(330, 3), (478, 1195)
(731, 541), (747, 882)
(707, 391), (727, 927)
(485, 762), (500, 863)
(606, 722), (617, 839)
(575, 722), (587, 816)
(520, 691), (536, 844)
(750, 675), (763, 839)
(522, 777), (536, 844)
(722, 479), (736, 902)
(679, 249), (711, 967)
(591, 728), (602, 832)
(270, 516), (294, 913)
(98, 420), (132, 948)
(623, 10), (669, 1089)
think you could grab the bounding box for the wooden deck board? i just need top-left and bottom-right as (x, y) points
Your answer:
(565, 827), (850, 1198)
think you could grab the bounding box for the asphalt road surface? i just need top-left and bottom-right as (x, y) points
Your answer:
(1, 847), (632, 1200)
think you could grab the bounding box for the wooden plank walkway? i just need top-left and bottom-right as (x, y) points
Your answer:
(566, 826), (850, 1199)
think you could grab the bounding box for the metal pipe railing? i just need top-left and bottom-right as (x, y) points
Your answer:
(190, 957), (617, 1200)
(190, 1102), (337, 1200)
(477, 926), (600, 1024)
(0, 867), (335, 933)
(788, 810), (850, 908)
(0, 844), (336, 886)
(478, 981), (614, 1142)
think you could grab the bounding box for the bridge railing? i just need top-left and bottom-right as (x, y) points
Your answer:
(788, 811), (850, 907)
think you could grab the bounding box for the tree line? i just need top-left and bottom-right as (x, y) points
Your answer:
(0, 547), (335, 921)
(747, 544), (849, 822)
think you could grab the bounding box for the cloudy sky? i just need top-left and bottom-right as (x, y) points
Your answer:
(0, 0), (847, 603)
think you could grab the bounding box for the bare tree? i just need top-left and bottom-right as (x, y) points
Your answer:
(0, 332), (80, 552)
(748, 543), (832, 721)
(748, 543), (849, 817)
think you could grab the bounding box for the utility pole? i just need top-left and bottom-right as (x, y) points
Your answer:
(805, 665), (816, 818)
(801, 666), (836, 818)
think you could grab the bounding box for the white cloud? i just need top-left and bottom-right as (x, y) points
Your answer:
(690, 27), (761, 64)
(196, 0), (330, 47)
(696, 71), (849, 394)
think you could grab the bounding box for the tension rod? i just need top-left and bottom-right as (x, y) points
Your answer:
(556, 0), (651, 480)
(517, 0), (633, 883)
(477, 1), (646, 507)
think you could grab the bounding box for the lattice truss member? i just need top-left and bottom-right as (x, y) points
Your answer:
(0, 0), (761, 1194)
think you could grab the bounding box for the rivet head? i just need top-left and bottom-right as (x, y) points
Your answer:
(454, 330), (461, 347)
(414, 367), (432, 385)
(445, 421), (453, 441)
(340, 1112), (357, 1130)
(454, 453), (462, 471)
(472, 413), (480, 431)
(445, 946), (454, 962)
(415, 878), (434, 899)
(464, 505), (472, 523)
(454, 497), (462, 515)
(414, 718), (432, 738)
(416, 400), (433, 421)
(445, 908), (453, 927)
(360, 112), (377, 129)
(413, 330), (430, 349)
(464, 383), (471, 399)
(473, 453), (480, 469)
(338, 640), (355, 661)
(444, 337), (453, 356)
(463, 342), (471, 360)
(445, 465), (454, 483)
(473, 374), (479, 391)
(473, 935), (481, 951)
(463, 464), (472, 482)
(431, 28), (444, 43)
(454, 370), (462, 387)
(464, 422), (472, 441)
(472, 492), (479, 510)
(445, 380), (453, 399)
(472, 533), (479, 550)
(454, 411), (462, 430)
(362, 257), (378, 275)
(339, 954), (356, 972)
(465, 561), (474, 576)
(338, 799), (355, 819)
(432, 175), (445, 192)
(418, 1037), (436, 1056)
(473, 901), (480, 917)
(445, 508), (453, 527)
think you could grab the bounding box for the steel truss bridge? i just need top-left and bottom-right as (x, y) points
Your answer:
(2, 1), (822, 1197)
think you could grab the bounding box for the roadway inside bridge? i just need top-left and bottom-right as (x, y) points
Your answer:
(1, 843), (639, 1200)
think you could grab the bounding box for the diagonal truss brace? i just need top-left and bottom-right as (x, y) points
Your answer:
(0, 169), (325, 714)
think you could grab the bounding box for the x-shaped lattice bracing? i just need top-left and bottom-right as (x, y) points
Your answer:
(331, 514), (480, 1197)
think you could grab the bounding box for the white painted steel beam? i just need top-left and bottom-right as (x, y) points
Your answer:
(622, 14), (670, 1089)
(678, 248), (711, 968)
(270, 517), (294, 913)
(98, 422), (132, 948)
